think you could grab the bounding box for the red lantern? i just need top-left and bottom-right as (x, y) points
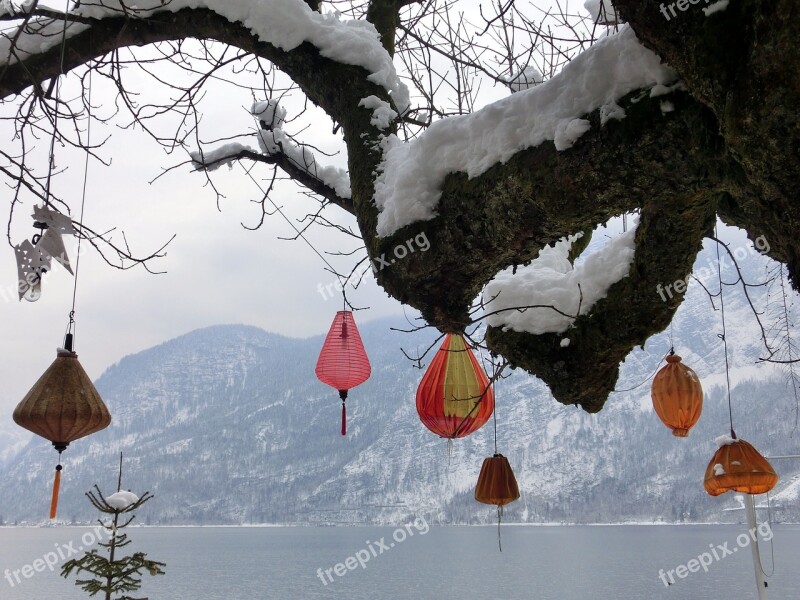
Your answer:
(651, 353), (703, 437)
(315, 311), (371, 436)
(416, 334), (494, 438)
(13, 335), (111, 518)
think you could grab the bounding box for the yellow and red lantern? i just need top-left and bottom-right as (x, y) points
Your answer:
(416, 334), (494, 438)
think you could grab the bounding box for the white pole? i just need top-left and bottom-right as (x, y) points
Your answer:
(744, 494), (768, 600)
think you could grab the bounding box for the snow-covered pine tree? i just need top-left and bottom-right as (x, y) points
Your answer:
(61, 454), (165, 600)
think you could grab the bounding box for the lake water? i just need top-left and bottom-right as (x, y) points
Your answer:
(1, 524), (798, 599)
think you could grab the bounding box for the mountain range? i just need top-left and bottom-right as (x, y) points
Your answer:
(1, 234), (799, 526)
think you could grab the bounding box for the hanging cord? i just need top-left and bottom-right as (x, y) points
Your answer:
(669, 321), (675, 355)
(497, 505), (503, 552)
(609, 347), (670, 394)
(43, 0), (72, 203)
(751, 491), (776, 578)
(63, 66), (92, 349)
(239, 155), (345, 290)
(714, 227), (736, 437)
(68, 66), (92, 332)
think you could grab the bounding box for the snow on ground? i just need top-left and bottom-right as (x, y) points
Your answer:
(481, 220), (638, 335)
(374, 25), (676, 237)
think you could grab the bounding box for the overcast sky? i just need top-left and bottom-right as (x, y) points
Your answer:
(0, 103), (409, 428)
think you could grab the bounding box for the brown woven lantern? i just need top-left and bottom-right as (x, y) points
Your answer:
(475, 454), (520, 506)
(651, 353), (703, 437)
(704, 436), (778, 497)
(14, 337), (111, 518)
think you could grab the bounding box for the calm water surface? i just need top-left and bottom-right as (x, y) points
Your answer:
(1, 524), (798, 599)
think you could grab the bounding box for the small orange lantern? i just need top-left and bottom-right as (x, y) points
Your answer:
(416, 334), (494, 439)
(651, 352), (703, 437)
(704, 435), (778, 496)
(475, 454), (520, 506)
(14, 336), (111, 518)
(475, 453), (520, 551)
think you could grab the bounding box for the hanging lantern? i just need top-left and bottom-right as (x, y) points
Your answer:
(704, 435), (778, 497)
(651, 352), (703, 437)
(475, 454), (520, 506)
(315, 311), (371, 436)
(416, 334), (494, 438)
(13, 335), (111, 518)
(474, 453), (520, 552)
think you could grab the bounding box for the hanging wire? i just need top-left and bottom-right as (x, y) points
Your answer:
(756, 491), (776, 578)
(669, 321), (675, 355)
(65, 65), (93, 347)
(714, 226), (736, 438)
(497, 505), (503, 552)
(43, 0), (72, 204)
(239, 163), (344, 286)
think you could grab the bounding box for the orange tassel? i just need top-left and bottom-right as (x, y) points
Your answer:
(49, 465), (62, 520)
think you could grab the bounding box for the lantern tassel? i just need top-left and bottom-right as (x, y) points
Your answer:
(497, 505), (503, 553)
(340, 390), (347, 436)
(50, 463), (62, 520)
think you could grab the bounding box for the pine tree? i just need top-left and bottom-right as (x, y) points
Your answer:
(61, 454), (166, 600)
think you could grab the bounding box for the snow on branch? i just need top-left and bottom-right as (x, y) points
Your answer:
(373, 25), (676, 237)
(482, 220), (638, 335)
(190, 100), (351, 208)
(0, 0), (409, 110)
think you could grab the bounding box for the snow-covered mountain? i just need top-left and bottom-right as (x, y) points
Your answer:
(1, 235), (799, 526)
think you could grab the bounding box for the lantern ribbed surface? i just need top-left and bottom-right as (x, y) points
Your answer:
(704, 438), (778, 496)
(474, 454), (520, 506)
(13, 350), (111, 450)
(315, 311), (371, 393)
(651, 354), (703, 437)
(416, 334), (494, 438)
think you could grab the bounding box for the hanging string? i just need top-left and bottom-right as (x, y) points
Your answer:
(492, 368), (499, 456)
(714, 226), (736, 438)
(239, 150), (345, 290)
(758, 491), (776, 577)
(43, 0), (72, 204)
(67, 65), (93, 347)
(497, 505), (503, 552)
(669, 321), (675, 355)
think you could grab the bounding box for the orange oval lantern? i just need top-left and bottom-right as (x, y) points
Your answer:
(704, 436), (778, 496)
(315, 311), (371, 436)
(416, 334), (494, 438)
(475, 454), (520, 506)
(651, 353), (703, 437)
(14, 338), (112, 518)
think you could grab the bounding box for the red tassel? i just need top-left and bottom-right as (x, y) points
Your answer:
(50, 465), (62, 520)
(341, 402), (347, 436)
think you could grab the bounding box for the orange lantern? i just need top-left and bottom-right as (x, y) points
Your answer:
(704, 435), (778, 496)
(475, 454), (520, 506)
(416, 334), (494, 438)
(13, 336), (111, 518)
(651, 353), (703, 437)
